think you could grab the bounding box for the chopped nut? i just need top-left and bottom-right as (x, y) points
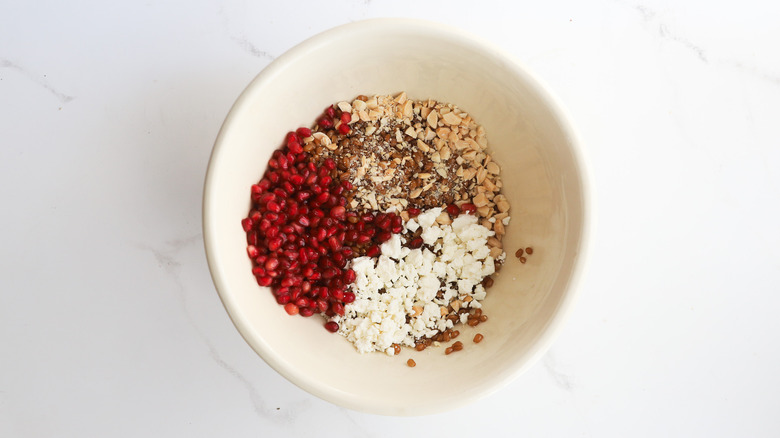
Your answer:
(454, 140), (470, 150)
(494, 194), (510, 213)
(476, 167), (488, 184)
(402, 100), (413, 118)
(442, 112), (462, 125)
(436, 211), (452, 225)
(416, 139), (430, 153)
(426, 110), (439, 128)
(486, 161), (500, 174)
(473, 192), (489, 207)
(352, 99), (367, 111)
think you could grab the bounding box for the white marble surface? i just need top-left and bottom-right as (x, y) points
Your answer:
(2, 1), (779, 436)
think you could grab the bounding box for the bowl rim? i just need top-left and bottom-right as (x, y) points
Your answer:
(203, 17), (592, 416)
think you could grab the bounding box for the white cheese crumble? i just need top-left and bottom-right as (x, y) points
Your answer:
(333, 209), (501, 354)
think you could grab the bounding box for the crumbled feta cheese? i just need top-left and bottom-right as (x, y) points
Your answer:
(334, 209), (504, 354)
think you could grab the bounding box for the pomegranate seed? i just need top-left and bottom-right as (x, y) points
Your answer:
(407, 207), (421, 217)
(314, 192), (329, 206)
(266, 201), (281, 213)
(391, 225), (403, 234)
(324, 158), (336, 170)
(297, 215), (310, 227)
(317, 286), (329, 299)
(376, 216), (391, 230)
(288, 141), (303, 155)
(289, 174), (305, 185)
(268, 237), (283, 251)
(318, 117), (333, 129)
(408, 237), (423, 249)
(324, 321), (339, 333)
(342, 180), (353, 190)
(284, 303), (299, 315)
(331, 302), (345, 316)
(257, 276), (273, 287)
(338, 124), (350, 135)
(366, 245), (381, 257)
(328, 236), (341, 250)
(241, 218), (253, 232)
(265, 257), (279, 271)
(330, 288), (344, 300)
(322, 267), (340, 279)
(340, 112), (352, 125)
(295, 191), (311, 202)
(247, 245), (259, 258)
(329, 206), (346, 220)
(316, 299), (328, 313)
(356, 234), (372, 245)
(376, 231), (392, 243)
(300, 307), (314, 317)
(276, 294), (290, 305)
(325, 106), (336, 118)
(296, 127), (312, 138)
(342, 292), (355, 304)
(460, 203), (477, 214)
(343, 269), (356, 284)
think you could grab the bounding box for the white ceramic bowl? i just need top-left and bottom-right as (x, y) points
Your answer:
(203, 18), (589, 416)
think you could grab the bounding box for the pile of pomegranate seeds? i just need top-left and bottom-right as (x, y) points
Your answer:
(242, 130), (406, 321)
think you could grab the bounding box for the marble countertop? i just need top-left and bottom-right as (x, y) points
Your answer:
(2, 1), (779, 436)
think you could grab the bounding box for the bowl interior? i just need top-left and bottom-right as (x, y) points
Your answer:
(204, 19), (586, 415)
